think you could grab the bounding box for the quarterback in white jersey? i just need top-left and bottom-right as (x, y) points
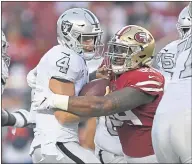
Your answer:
(152, 3), (192, 163)
(30, 8), (104, 163)
(2, 8), (104, 163)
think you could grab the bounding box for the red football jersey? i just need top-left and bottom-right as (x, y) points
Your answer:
(108, 67), (165, 157)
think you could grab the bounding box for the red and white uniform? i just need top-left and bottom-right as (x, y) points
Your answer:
(106, 67), (164, 163)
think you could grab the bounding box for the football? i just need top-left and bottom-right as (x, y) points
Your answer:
(79, 78), (110, 96)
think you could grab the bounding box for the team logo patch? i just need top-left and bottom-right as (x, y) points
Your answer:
(61, 20), (73, 35)
(134, 32), (148, 43)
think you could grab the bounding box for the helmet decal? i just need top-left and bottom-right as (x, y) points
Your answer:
(134, 32), (148, 44)
(61, 20), (73, 35)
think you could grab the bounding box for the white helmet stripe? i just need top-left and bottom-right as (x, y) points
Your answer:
(117, 26), (129, 35)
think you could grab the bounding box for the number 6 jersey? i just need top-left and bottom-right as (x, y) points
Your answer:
(107, 67), (165, 158)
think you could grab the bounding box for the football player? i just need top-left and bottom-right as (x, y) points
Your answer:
(94, 116), (125, 163)
(2, 8), (105, 163)
(80, 59), (125, 163)
(1, 30), (35, 129)
(153, 3), (192, 88)
(34, 25), (165, 163)
(1, 31), (10, 94)
(152, 3), (192, 163)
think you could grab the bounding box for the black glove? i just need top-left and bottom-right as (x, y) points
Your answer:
(2, 109), (16, 126)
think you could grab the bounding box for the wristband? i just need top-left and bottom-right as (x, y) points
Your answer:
(51, 94), (69, 111)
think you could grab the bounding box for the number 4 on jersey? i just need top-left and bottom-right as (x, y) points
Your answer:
(56, 56), (70, 74)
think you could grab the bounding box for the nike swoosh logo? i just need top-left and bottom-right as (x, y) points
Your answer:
(40, 97), (47, 105)
(149, 75), (155, 78)
(77, 24), (85, 27)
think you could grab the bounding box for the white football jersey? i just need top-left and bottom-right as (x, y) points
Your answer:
(156, 34), (192, 114)
(94, 116), (123, 156)
(30, 44), (89, 155)
(154, 40), (179, 87)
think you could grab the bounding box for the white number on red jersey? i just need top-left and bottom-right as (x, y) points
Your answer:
(105, 110), (142, 136)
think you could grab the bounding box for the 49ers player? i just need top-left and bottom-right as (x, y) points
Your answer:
(34, 25), (165, 163)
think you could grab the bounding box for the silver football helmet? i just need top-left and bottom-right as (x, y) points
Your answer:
(176, 4), (192, 39)
(1, 30), (10, 93)
(57, 8), (104, 60)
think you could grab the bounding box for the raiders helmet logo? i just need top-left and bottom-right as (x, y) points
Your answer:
(61, 20), (73, 35)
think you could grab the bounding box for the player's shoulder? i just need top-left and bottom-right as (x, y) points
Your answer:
(166, 40), (180, 48)
(138, 67), (164, 82)
(43, 44), (82, 67)
(46, 45), (78, 60)
(117, 67), (164, 96)
(159, 40), (179, 54)
(121, 67), (165, 85)
(38, 45), (64, 64)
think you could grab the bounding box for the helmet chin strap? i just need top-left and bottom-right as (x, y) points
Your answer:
(111, 60), (141, 74)
(83, 52), (95, 61)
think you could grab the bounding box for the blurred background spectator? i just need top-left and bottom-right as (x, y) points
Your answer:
(1, 1), (189, 163)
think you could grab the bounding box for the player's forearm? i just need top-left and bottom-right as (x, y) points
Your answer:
(82, 117), (97, 150)
(51, 87), (155, 117)
(68, 96), (111, 117)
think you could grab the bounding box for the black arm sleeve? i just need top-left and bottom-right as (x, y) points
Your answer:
(2, 110), (16, 126)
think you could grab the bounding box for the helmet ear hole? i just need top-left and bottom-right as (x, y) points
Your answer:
(183, 28), (190, 34)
